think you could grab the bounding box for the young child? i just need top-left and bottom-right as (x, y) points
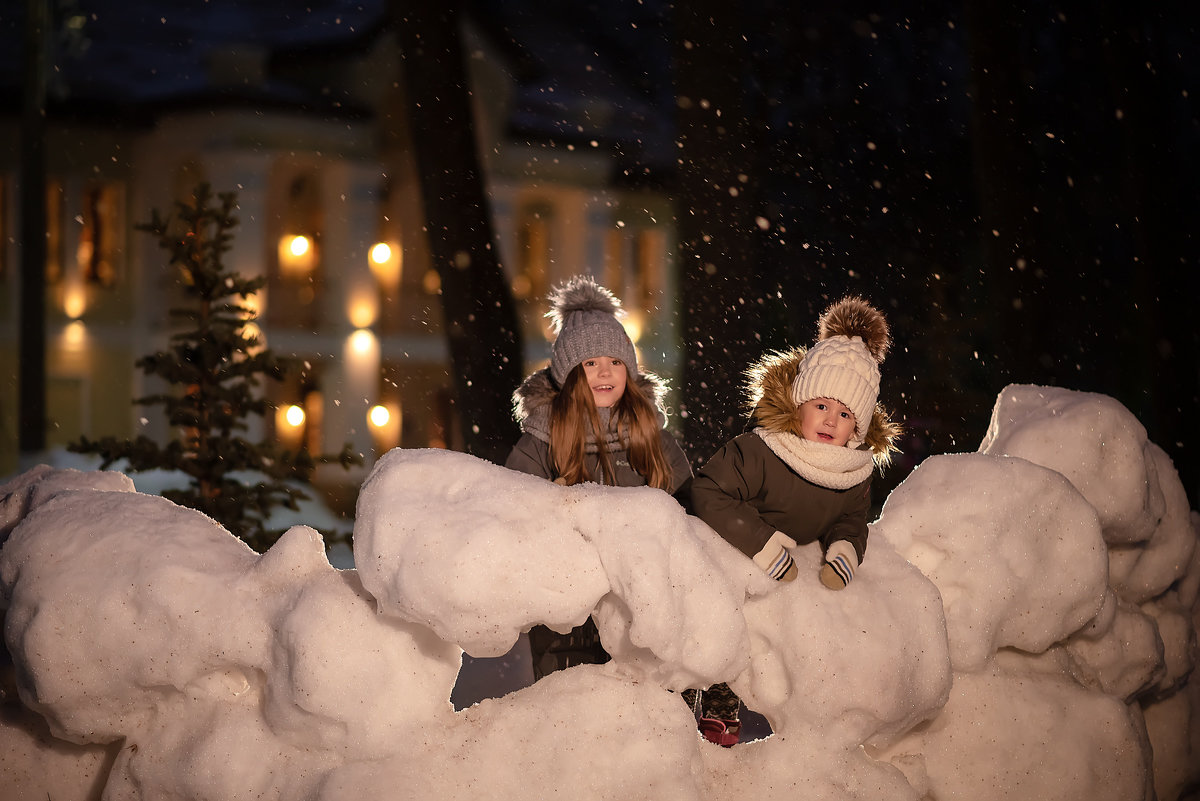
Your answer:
(687, 295), (902, 744)
(506, 274), (693, 679)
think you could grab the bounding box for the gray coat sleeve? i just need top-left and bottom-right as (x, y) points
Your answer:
(504, 433), (555, 481)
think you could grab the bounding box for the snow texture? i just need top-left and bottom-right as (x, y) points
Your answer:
(0, 383), (1197, 800)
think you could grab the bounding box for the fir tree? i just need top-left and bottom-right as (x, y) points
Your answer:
(71, 183), (361, 552)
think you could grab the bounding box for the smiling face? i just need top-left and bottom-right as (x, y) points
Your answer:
(797, 397), (857, 447)
(581, 356), (628, 408)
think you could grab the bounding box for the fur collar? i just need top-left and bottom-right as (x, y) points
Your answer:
(511, 367), (672, 443)
(744, 347), (902, 464)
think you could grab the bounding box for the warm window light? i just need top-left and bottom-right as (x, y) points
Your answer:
(368, 404), (390, 428)
(242, 322), (265, 352)
(422, 267), (441, 294)
(348, 296), (377, 329)
(62, 320), (88, 350)
(63, 286), (87, 319)
(241, 294), (262, 320)
(284, 405), (306, 428)
(367, 401), (402, 452)
(349, 328), (376, 356)
(622, 311), (643, 344)
(278, 234), (315, 277)
(275, 403), (307, 445)
(368, 240), (402, 288)
(370, 242), (391, 265)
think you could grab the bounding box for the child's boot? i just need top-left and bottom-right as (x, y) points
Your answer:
(698, 717), (741, 747)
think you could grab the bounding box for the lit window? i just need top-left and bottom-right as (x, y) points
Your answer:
(278, 234), (315, 277)
(285, 404), (306, 428)
(268, 169), (322, 329)
(368, 239), (402, 290)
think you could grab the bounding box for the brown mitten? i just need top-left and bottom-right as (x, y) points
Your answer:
(820, 540), (858, 589)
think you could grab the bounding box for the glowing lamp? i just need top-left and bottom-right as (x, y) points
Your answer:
(367, 401), (402, 452)
(348, 296), (377, 329)
(349, 328), (375, 356)
(284, 405), (306, 428)
(370, 242), (391, 265)
(278, 234), (315, 277)
(369, 405), (390, 428)
(275, 403), (307, 447)
(368, 240), (402, 288)
(63, 285), (87, 319)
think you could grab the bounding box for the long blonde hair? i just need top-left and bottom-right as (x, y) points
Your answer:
(549, 364), (673, 490)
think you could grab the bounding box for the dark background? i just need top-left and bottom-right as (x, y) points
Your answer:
(4, 0), (1198, 506)
(480, 0), (1200, 503)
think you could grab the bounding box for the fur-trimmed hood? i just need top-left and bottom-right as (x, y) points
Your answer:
(511, 367), (672, 442)
(744, 347), (902, 464)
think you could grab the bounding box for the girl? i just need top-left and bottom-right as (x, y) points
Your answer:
(506, 275), (692, 679)
(688, 295), (903, 744)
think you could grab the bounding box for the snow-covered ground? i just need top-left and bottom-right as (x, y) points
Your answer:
(0, 383), (1196, 800)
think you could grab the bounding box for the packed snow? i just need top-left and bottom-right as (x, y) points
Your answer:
(0, 383), (1197, 800)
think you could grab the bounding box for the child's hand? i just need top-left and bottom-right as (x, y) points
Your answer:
(820, 540), (858, 589)
(753, 531), (798, 581)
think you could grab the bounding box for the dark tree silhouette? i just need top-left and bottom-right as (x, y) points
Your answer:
(390, 0), (524, 464)
(18, 0), (49, 455)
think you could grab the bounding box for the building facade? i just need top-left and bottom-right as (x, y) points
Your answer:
(0, 14), (681, 515)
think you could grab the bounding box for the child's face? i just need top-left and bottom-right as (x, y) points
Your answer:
(582, 356), (627, 408)
(797, 397), (856, 446)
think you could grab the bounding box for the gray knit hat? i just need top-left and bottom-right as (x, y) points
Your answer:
(791, 296), (890, 441)
(547, 276), (638, 386)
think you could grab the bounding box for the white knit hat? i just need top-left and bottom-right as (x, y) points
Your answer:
(547, 276), (638, 386)
(791, 297), (890, 441)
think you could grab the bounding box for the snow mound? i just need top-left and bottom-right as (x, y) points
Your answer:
(354, 447), (754, 689)
(980, 383), (1163, 544)
(873, 451), (1109, 672)
(0, 384), (1197, 801)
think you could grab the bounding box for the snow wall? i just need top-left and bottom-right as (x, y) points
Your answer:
(0, 383), (1197, 801)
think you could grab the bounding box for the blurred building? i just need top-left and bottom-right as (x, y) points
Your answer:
(0, 2), (680, 512)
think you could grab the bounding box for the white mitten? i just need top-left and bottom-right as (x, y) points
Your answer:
(753, 531), (798, 581)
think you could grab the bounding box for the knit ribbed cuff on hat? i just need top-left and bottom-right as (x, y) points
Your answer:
(753, 531), (798, 580)
(791, 334), (881, 440)
(550, 321), (638, 385)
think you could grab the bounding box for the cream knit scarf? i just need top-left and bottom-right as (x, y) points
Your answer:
(755, 428), (874, 490)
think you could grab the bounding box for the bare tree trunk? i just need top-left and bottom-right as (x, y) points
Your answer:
(390, 0), (523, 464)
(19, 0), (49, 458)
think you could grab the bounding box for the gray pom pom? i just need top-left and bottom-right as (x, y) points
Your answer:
(546, 275), (624, 334)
